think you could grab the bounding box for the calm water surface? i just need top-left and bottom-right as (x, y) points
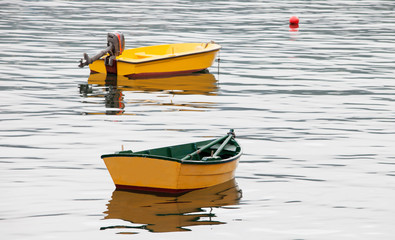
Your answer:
(1, 1), (395, 239)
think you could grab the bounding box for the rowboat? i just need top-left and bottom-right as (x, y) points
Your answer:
(79, 32), (221, 78)
(101, 179), (241, 233)
(101, 129), (242, 193)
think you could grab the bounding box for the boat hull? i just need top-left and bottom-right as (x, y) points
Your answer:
(102, 155), (240, 193)
(89, 43), (220, 78)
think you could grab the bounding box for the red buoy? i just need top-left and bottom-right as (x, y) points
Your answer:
(289, 16), (299, 25)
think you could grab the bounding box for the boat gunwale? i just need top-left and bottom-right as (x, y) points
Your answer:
(100, 150), (241, 165)
(115, 45), (221, 64)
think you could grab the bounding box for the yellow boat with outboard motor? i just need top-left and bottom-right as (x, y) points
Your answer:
(79, 32), (221, 78)
(101, 129), (242, 193)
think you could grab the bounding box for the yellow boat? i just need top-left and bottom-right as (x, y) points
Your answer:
(101, 179), (241, 233)
(79, 32), (221, 78)
(101, 130), (242, 193)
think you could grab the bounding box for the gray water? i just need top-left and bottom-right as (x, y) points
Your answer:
(1, 0), (395, 239)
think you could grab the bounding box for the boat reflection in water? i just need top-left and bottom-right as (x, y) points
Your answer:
(101, 179), (242, 233)
(79, 71), (218, 115)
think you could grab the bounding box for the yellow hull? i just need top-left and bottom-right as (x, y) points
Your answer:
(89, 42), (221, 78)
(101, 131), (242, 193)
(102, 155), (239, 193)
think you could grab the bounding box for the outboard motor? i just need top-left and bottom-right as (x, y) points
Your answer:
(107, 32), (125, 56)
(79, 32), (125, 68)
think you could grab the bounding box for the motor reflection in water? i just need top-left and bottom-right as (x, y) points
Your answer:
(79, 71), (218, 115)
(101, 179), (242, 234)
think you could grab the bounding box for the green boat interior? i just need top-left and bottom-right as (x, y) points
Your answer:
(116, 138), (241, 162)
